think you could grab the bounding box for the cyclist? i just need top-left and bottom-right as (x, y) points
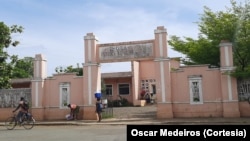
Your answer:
(13, 97), (29, 123)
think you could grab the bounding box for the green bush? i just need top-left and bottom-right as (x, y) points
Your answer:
(107, 96), (132, 107)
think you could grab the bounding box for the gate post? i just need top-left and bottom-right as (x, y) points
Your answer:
(154, 26), (173, 118)
(83, 33), (101, 120)
(219, 40), (240, 117)
(31, 54), (47, 120)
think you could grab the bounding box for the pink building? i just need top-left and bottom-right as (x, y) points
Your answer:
(2, 26), (250, 121)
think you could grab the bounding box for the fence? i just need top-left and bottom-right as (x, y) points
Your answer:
(238, 79), (250, 101)
(0, 88), (31, 108)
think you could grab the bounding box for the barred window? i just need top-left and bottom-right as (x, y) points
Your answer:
(238, 79), (250, 101)
(59, 82), (70, 108)
(189, 76), (203, 104)
(118, 84), (130, 95)
(105, 84), (113, 96)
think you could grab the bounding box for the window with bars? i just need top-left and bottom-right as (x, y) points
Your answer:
(105, 84), (113, 96)
(118, 83), (130, 95)
(238, 79), (250, 101)
(140, 79), (156, 93)
(189, 77), (203, 104)
(59, 82), (70, 108)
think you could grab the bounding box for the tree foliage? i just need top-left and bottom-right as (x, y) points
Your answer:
(168, 0), (250, 78)
(0, 22), (24, 88)
(11, 57), (34, 78)
(55, 63), (83, 76)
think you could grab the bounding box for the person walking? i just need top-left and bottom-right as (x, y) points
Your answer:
(95, 98), (103, 122)
(67, 104), (80, 120)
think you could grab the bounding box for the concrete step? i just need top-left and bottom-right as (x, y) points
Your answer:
(110, 105), (157, 119)
(129, 113), (156, 118)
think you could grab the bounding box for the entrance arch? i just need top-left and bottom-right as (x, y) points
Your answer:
(82, 26), (174, 119)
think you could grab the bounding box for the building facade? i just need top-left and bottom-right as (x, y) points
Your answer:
(1, 26), (250, 121)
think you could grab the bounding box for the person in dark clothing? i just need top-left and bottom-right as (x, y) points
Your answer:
(95, 98), (102, 122)
(13, 97), (29, 123)
(144, 92), (151, 103)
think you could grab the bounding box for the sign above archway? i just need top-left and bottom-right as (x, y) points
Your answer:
(98, 40), (154, 63)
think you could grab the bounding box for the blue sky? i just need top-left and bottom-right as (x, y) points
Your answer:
(0, 0), (244, 76)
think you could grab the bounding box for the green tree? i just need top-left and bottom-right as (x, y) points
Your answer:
(168, 0), (250, 78)
(0, 22), (24, 88)
(55, 63), (83, 76)
(11, 57), (34, 78)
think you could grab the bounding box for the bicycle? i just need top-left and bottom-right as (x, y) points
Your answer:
(5, 112), (35, 130)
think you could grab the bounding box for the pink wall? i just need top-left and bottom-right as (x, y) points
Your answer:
(139, 61), (156, 79)
(171, 65), (223, 117)
(239, 102), (250, 116)
(41, 73), (83, 120)
(44, 73), (83, 106)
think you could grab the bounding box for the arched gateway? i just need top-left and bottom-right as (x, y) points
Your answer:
(83, 26), (173, 119)
(82, 26), (240, 120)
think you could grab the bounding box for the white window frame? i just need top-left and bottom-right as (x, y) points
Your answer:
(105, 84), (113, 96)
(59, 82), (70, 108)
(189, 76), (203, 104)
